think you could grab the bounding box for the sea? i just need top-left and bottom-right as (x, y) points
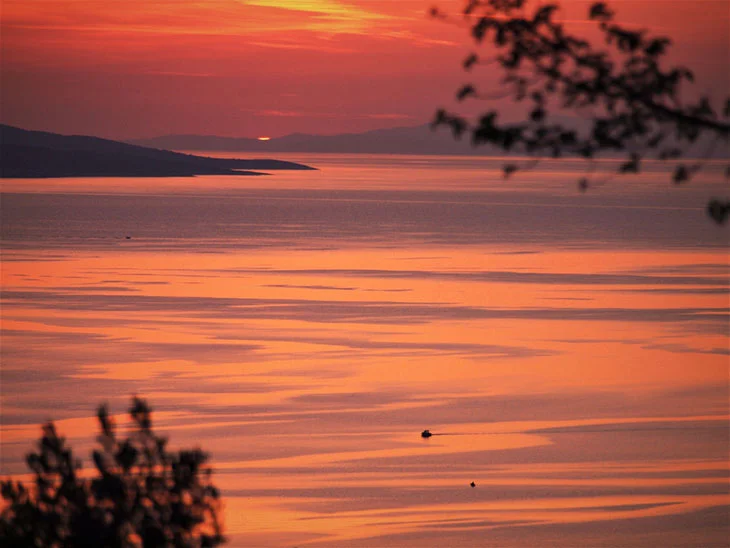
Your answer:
(1, 153), (728, 547)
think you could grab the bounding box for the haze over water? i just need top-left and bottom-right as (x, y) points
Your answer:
(1, 154), (728, 547)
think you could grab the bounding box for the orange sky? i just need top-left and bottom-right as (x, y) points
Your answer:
(1, 0), (728, 139)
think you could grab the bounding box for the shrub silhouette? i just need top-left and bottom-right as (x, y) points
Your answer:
(431, 0), (730, 223)
(0, 397), (225, 547)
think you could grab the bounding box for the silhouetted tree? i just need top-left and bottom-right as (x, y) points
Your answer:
(431, 0), (730, 223)
(0, 397), (225, 547)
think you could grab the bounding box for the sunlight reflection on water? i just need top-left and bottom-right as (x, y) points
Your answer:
(1, 155), (728, 546)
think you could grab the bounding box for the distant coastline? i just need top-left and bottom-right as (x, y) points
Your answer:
(127, 124), (489, 156)
(127, 124), (730, 160)
(0, 125), (315, 179)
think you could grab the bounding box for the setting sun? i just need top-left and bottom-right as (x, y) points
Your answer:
(257, 136), (271, 141)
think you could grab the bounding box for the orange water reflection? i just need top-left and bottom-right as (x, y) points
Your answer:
(1, 166), (728, 546)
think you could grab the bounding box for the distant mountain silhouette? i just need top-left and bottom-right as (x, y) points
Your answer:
(0, 125), (314, 178)
(129, 123), (730, 160)
(127, 125), (500, 155)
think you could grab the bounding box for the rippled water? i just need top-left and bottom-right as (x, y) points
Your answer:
(1, 155), (728, 546)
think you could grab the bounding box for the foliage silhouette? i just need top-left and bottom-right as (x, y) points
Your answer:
(431, 0), (730, 223)
(0, 397), (225, 547)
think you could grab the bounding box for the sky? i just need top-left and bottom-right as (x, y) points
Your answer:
(1, 0), (729, 139)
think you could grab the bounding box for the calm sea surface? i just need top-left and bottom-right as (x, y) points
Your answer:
(1, 154), (728, 546)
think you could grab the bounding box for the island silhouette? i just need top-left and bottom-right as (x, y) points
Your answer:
(0, 124), (314, 178)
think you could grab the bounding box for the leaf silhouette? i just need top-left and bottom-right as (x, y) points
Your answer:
(589, 2), (613, 20)
(619, 154), (641, 174)
(672, 164), (689, 184)
(707, 200), (730, 224)
(503, 164), (519, 178)
(457, 84), (477, 101)
(463, 53), (479, 70)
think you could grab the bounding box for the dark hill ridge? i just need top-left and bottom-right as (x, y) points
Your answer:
(127, 125), (488, 155)
(0, 125), (314, 178)
(128, 123), (730, 159)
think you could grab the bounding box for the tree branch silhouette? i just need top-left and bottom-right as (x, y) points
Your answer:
(431, 0), (730, 223)
(1, 397), (225, 547)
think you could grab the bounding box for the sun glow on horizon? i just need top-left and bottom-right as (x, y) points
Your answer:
(257, 136), (271, 141)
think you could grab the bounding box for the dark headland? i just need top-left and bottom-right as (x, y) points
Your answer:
(0, 125), (315, 178)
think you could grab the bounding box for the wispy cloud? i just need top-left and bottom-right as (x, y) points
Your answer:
(247, 40), (357, 52)
(257, 109), (311, 118)
(2, 0), (449, 53)
(250, 109), (414, 120)
(365, 113), (413, 120)
(242, 0), (388, 20)
(3, 0), (392, 37)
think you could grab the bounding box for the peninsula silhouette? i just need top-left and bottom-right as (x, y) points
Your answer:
(0, 125), (314, 178)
